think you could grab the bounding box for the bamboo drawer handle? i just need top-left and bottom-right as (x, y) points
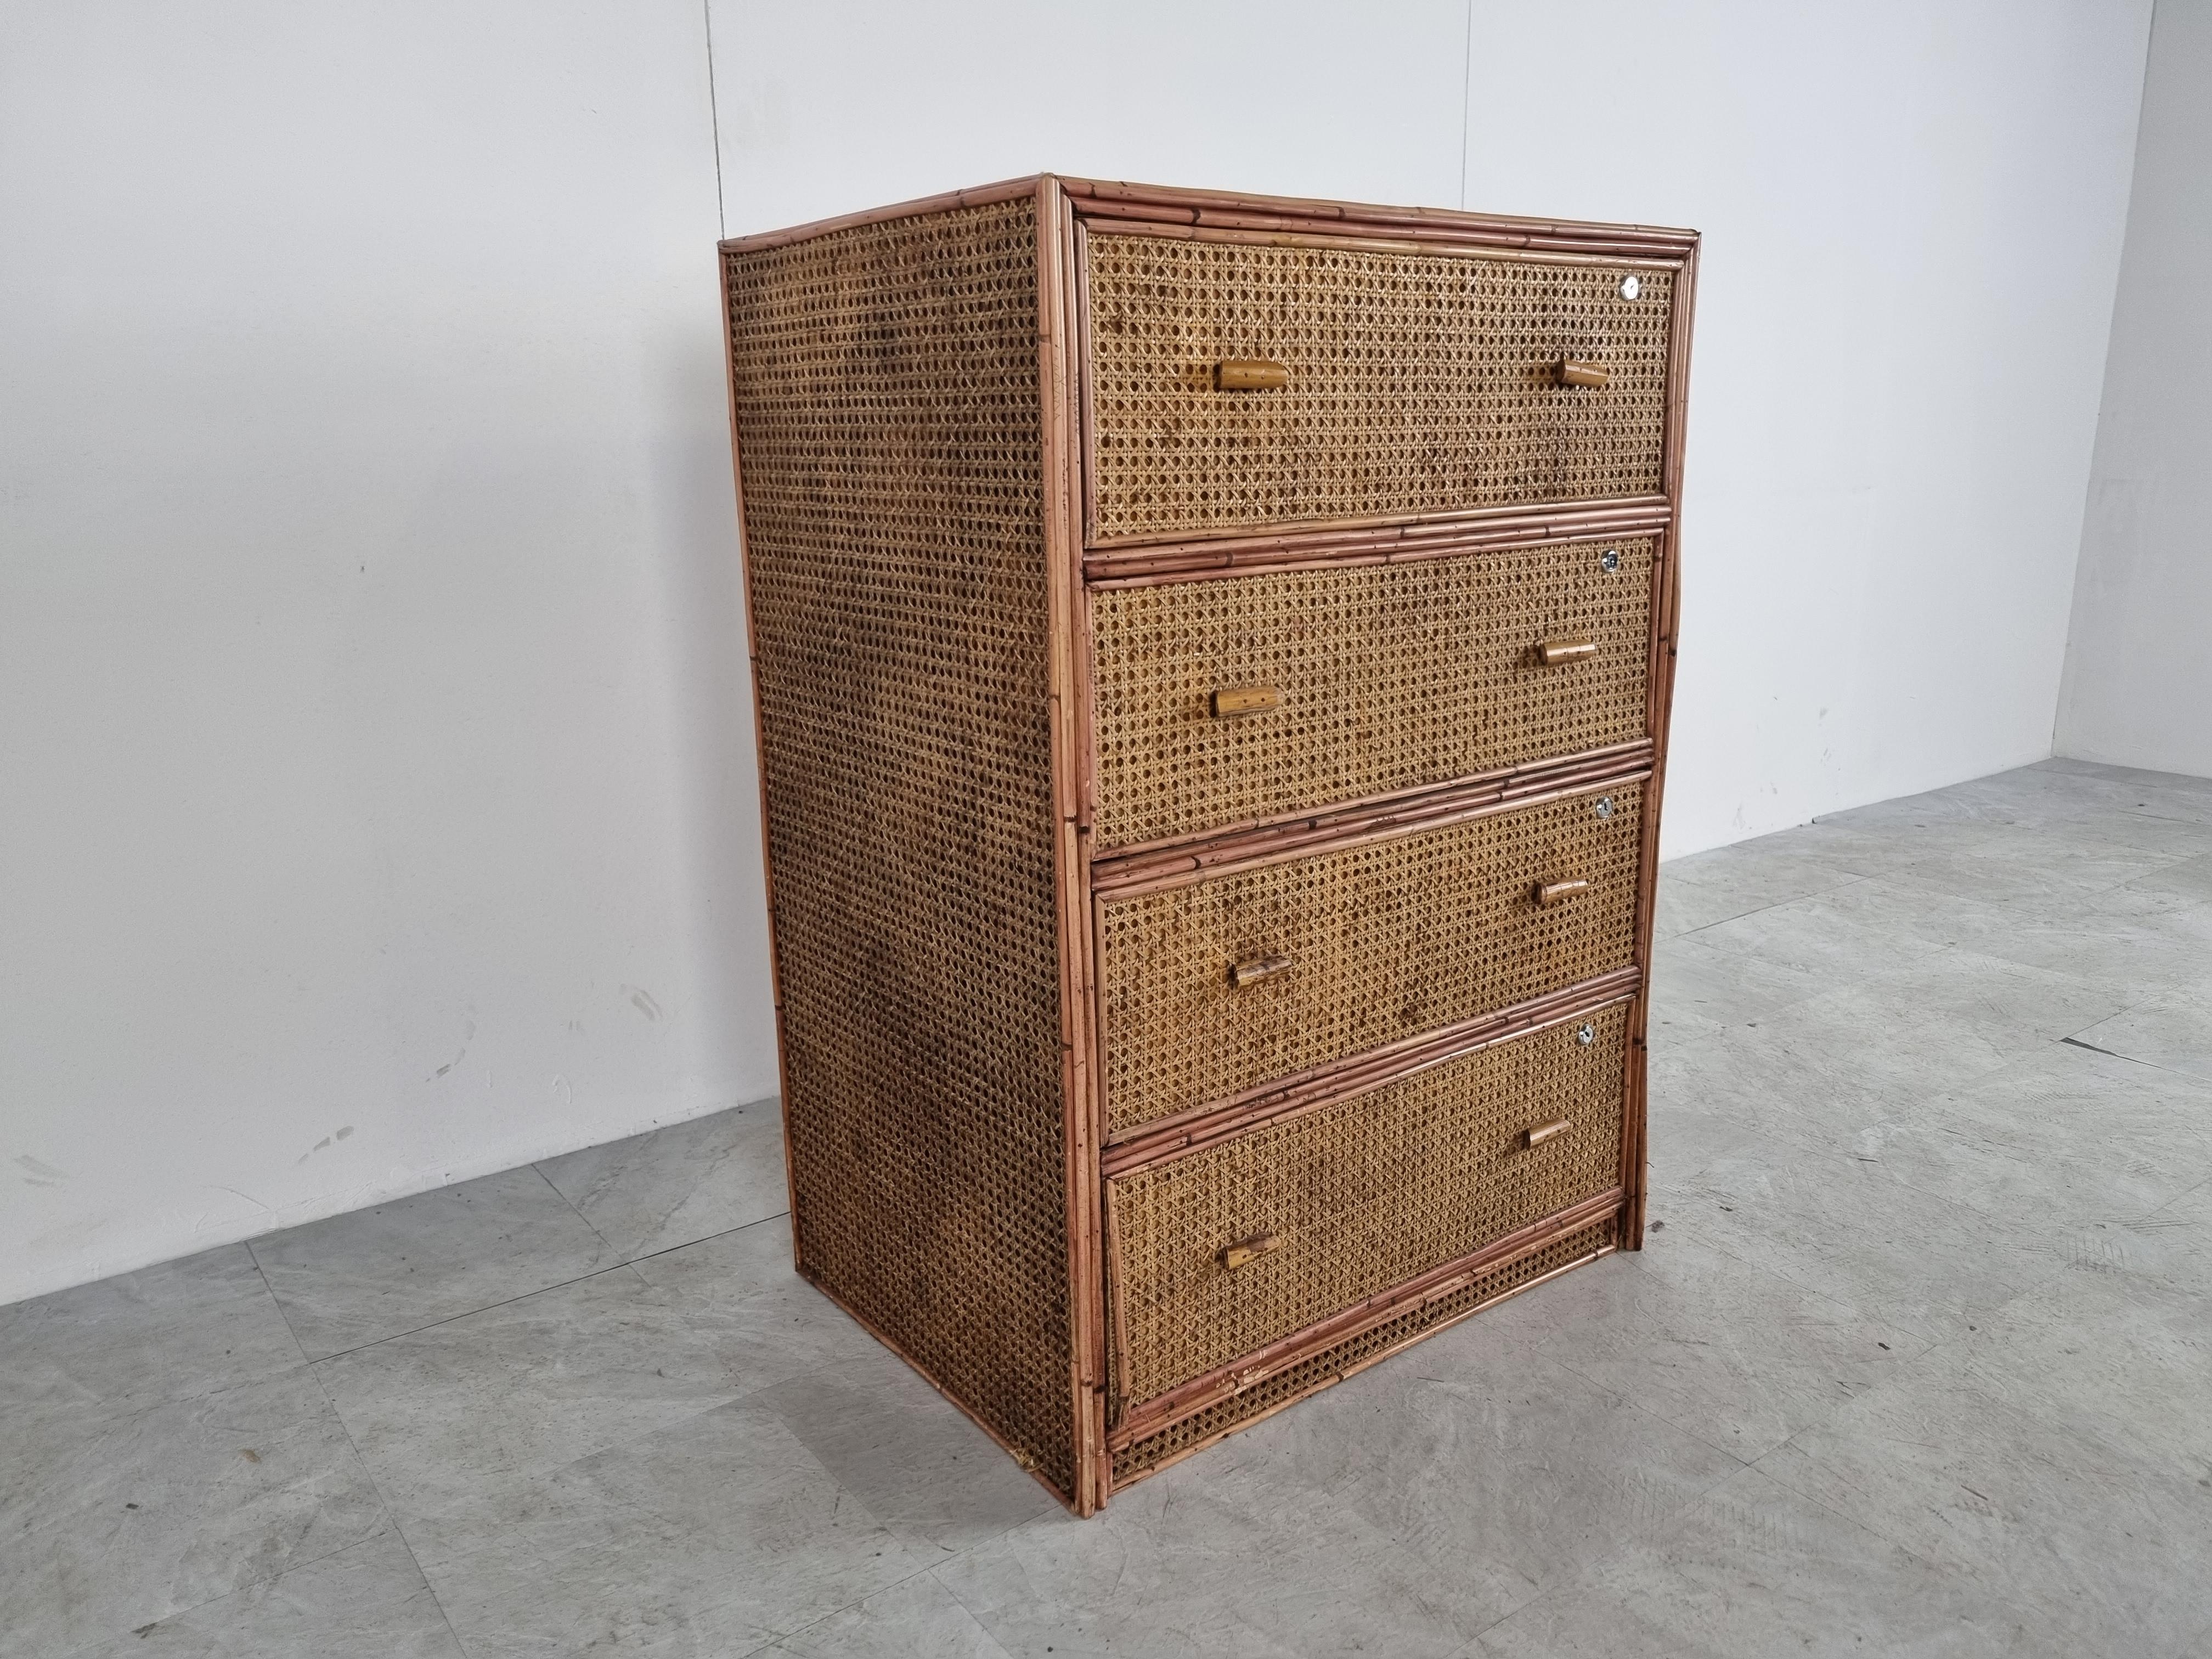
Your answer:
(1536, 638), (1599, 667)
(1219, 1232), (1284, 1271)
(1217, 358), (1289, 391)
(1524, 1119), (1572, 1149)
(1229, 953), (1293, 989)
(1210, 684), (1282, 718)
(1534, 879), (1590, 907)
(1558, 359), (1610, 388)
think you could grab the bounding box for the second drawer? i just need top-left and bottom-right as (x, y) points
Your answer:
(1098, 780), (1643, 1136)
(1090, 537), (1654, 852)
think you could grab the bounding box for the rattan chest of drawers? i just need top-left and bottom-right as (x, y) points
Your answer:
(721, 176), (1696, 1515)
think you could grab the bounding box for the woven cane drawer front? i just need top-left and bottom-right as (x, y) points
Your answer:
(1091, 538), (1652, 850)
(1100, 782), (1641, 1136)
(1086, 234), (1673, 543)
(1109, 1005), (1629, 1406)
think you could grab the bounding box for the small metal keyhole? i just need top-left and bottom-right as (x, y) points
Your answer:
(1594, 797), (1615, 820)
(1575, 1023), (1597, 1046)
(1600, 549), (1621, 574)
(1618, 275), (1641, 300)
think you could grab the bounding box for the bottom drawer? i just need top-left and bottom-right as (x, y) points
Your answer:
(1107, 1002), (1630, 1409)
(1113, 1214), (1618, 1488)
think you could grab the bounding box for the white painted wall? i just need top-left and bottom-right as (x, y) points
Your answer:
(714, 0), (2154, 853)
(2057, 0), (2212, 776)
(0, 1), (2159, 1304)
(0, 2), (774, 1305)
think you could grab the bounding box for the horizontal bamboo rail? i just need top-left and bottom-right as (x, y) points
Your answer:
(1083, 500), (1672, 580)
(1101, 977), (1641, 1172)
(1092, 746), (1654, 893)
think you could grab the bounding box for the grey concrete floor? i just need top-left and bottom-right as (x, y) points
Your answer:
(8, 758), (2212, 1658)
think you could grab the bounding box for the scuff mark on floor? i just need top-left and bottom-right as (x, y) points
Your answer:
(16, 1153), (70, 1187)
(2061, 1035), (2125, 1058)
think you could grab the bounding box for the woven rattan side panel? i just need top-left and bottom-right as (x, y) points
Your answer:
(1087, 235), (1672, 541)
(1112, 1217), (1616, 1486)
(1100, 782), (1641, 1135)
(1091, 538), (1652, 850)
(724, 200), (1074, 1495)
(1108, 1006), (1629, 1404)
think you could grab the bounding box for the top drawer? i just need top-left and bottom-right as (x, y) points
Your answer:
(1084, 233), (1675, 544)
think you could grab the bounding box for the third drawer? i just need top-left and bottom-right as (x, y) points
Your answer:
(1098, 779), (1643, 1137)
(1090, 537), (1654, 852)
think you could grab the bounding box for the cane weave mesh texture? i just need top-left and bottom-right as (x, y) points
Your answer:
(1113, 1218), (1617, 1483)
(724, 199), (1076, 1497)
(1108, 1006), (1628, 1404)
(1087, 235), (1673, 541)
(1091, 538), (1652, 850)
(1100, 785), (1642, 1134)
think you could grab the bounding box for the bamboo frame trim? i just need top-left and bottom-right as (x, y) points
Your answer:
(1084, 502), (1673, 583)
(1093, 751), (1655, 894)
(1079, 212), (1681, 267)
(1060, 176), (1696, 252)
(1109, 1187), (1627, 1448)
(716, 253), (807, 1269)
(1102, 1178), (1132, 1429)
(1063, 190), (1116, 1511)
(1102, 980), (1640, 1171)
(1616, 529), (1678, 1238)
(1106, 1228), (1617, 1494)
(1074, 223), (1101, 557)
(1622, 237), (1700, 1250)
(719, 175), (1043, 252)
(721, 173), (1694, 261)
(1074, 231), (1102, 591)
(1038, 178), (1108, 1515)
(1081, 211), (1689, 267)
